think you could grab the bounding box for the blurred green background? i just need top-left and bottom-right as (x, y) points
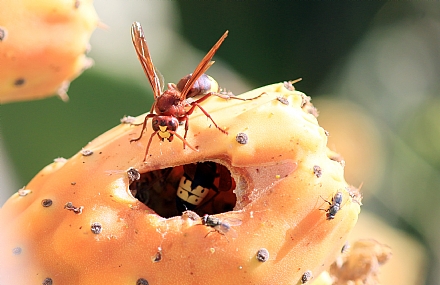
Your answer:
(1, 1), (439, 284)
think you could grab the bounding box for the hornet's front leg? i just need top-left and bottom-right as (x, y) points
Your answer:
(130, 113), (156, 143)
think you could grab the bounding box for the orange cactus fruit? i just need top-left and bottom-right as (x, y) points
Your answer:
(309, 239), (392, 285)
(0, 0), (99, 103)
(329, 239), (392, 285)
(0, 82), (361, 284)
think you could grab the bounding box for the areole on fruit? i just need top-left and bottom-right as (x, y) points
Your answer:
(0, 0), (98, 103)
(0, 83), (361, 285)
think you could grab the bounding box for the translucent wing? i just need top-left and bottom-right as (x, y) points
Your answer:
(221, 217), (242, 227)
(131, 22), (164, 99)
(180, 31), (229, 100)
(215, 218), (241, 238)
(216, 224), (236, 238)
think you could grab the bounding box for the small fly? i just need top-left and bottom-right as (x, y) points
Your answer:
(320, 191), (343, 220)
(201, 214), (242, 240)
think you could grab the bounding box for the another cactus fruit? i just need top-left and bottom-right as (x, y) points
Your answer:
(310, 239), (392, 285)
(0, 82), (362, 284)
(0, 0), (99, 103)
(330, 239), (392, 285)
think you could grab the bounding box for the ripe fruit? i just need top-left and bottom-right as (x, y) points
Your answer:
(0, 0), (99, 103)
(0, 82), (361, 284)
(330, 239), (392, 284)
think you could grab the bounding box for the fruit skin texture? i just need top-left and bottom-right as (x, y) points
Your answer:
(0, 0), (98, 103)
(0, 83), (360, 284)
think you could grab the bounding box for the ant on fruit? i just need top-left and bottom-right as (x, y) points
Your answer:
(130, 22), (262, 161)
(176, 162), (233, 214)
(320, 192), (343, 220)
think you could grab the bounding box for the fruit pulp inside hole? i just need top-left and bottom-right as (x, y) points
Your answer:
(129, 162), (237, 218)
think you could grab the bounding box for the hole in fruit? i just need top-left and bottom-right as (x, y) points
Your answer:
(129, 161), (237, 218)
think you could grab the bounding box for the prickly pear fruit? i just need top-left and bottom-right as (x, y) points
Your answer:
(0, 0), (99, 103)
(329, 239), (392, 285)
(0, 82), (361, 284)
